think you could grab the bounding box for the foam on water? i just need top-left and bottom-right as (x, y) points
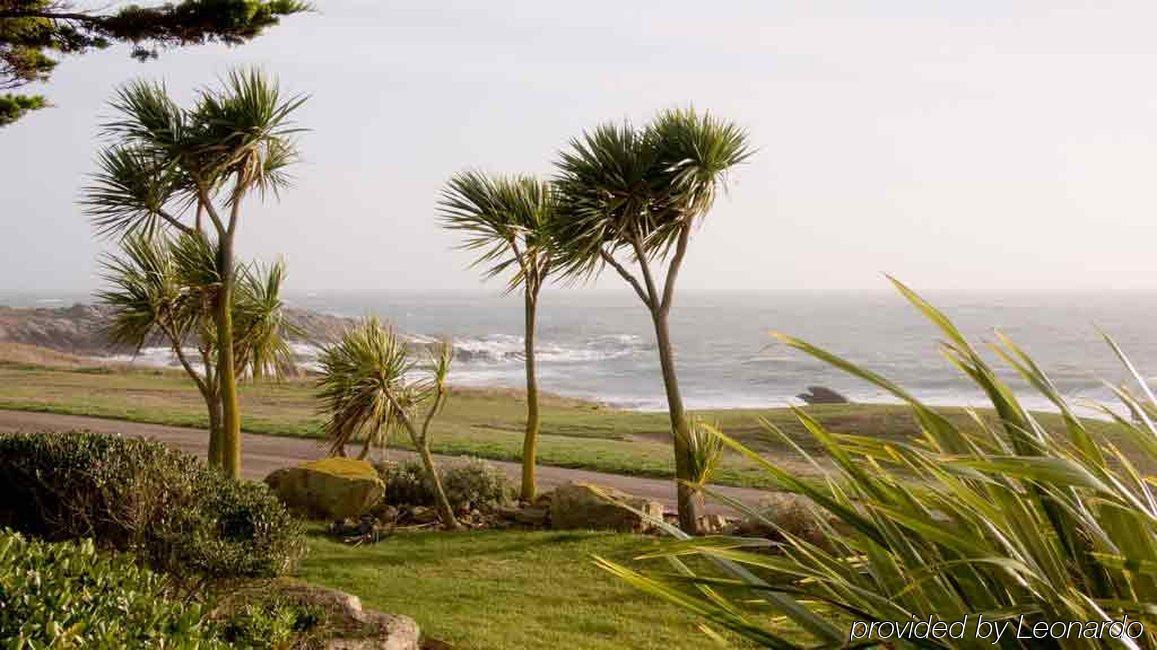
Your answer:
(56, 290), (1157, 413)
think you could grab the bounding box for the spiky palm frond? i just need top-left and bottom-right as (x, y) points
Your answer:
(88, 69), (305, 238)
(681, 417), (725, 487)
(315, 317), (416, 455)
(551, 108), (750, 279)
(551, 120), (659, 279)
(96, 231), (185, 349)
(83, 145), (186, 238)
(102, 79), (187, 154)
(191, 67), (306, 198)
(233, 259), (296, 380)
(439, 170), (556, 292)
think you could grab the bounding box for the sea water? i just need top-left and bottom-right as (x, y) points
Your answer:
(286, 290), (1157, 413)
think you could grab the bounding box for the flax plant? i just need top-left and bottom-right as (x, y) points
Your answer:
(596, 279), (1157, 648)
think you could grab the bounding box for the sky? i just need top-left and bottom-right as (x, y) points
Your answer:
(4, 1), (1157, 295)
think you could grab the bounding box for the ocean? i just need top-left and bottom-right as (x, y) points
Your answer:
(7, 290), (1156, 413)
(288, 290), (1157, 413)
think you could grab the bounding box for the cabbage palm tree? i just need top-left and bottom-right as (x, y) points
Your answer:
(316, 318), (460, 530)
(84, 68), (305, 478)
(552, 108), (751, 532)
(98, 230), (295, 467)
(439, 171), (556, 501)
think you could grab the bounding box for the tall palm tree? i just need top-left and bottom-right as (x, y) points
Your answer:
(98, 230), (295, 467)
(84, 68), (305, 478)
(316, 318), (460, 530)
(551, 108), (751, 532)
(439, 171), (556, 501)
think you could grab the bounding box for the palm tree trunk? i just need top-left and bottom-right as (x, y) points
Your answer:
(520, 288), (540, 501)
(417, 442), (460, 530)
(216, 237), (242, 479)
(651, 308), (700, 533)
(206, 393), (223, 467)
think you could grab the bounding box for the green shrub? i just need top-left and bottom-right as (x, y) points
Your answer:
(378, 459), (434, 507)
(0, 432), (303, 579)
(442, 457), (514, 511)
(377, 458), (513, 511)
(215, 598), (325, 649)
(598, 281), (1157, 647)
(0, 529), (218, 647)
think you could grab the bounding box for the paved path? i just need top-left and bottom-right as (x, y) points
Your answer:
(0, 409), (770, 515)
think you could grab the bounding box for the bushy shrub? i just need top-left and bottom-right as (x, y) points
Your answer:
(0, 529), (218, 647)
(0, 432), (303, 579)
(442, 457), (515, 511)
(377, 458), (513, 511)
(377, 459), (434, 507)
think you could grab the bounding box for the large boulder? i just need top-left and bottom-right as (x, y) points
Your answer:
(265, 457), (385, 520)
(548, 482), (664, 533)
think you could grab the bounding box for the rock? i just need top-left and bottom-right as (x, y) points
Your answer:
(265, 457), (385, 520)
(698, 514), (731, 534)
(734, 494), (831, 549)
(274, 581), (420, 650)
(548, 482), (664, 533)
(513, 506), (549, 527)
(409, 506), (439, 524)
(796, 385), (850, 405)
(211, 580), (420, 650)
(375, 504), (400, 523)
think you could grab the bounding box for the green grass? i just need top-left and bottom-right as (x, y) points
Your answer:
(0, 360), (1138, 486)
(298, 529), (735, 649)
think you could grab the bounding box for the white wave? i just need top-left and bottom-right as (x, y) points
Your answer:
(452, 333), (647, 364)
(104, 346), (203, 370)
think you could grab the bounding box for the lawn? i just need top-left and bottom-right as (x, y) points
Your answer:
(0, 356), (1139, 486)
(298, 529), (744, 649)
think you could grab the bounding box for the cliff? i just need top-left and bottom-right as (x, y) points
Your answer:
(0, 304), (354, 356)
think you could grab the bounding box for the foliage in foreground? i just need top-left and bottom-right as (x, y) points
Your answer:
(598, 280), (1157, 648)
(1, 0), (308, 125)
(0, 530), (216, 647)
(0, 431), (303, 579)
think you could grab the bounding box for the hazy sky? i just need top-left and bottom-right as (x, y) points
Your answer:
(4, 1), (1157, 295)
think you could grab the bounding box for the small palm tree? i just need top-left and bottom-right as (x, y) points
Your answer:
(439, 171), (555, 501)
(552, 107), (751, 532)
(316, 318), (460, 530)
(84, 68), (306, 478)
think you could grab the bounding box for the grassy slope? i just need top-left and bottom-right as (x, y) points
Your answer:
(299, 529), (748, 649)
(0, 360), (1131, 486)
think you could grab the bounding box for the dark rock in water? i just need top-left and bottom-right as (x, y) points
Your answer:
(796, 385), (850, 405)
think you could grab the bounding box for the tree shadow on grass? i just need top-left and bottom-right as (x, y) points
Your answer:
(302, 529), (626, 568)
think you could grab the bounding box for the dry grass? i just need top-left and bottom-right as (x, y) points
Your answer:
(0, 342), (124, 369)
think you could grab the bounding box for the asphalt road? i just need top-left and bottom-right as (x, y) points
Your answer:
(0, 409), (770, 515)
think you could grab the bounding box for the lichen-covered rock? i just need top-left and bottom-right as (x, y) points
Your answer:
(548, 482), (664, 533)
(265, 458), (385, 520)
(215, 580), (420, 650)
